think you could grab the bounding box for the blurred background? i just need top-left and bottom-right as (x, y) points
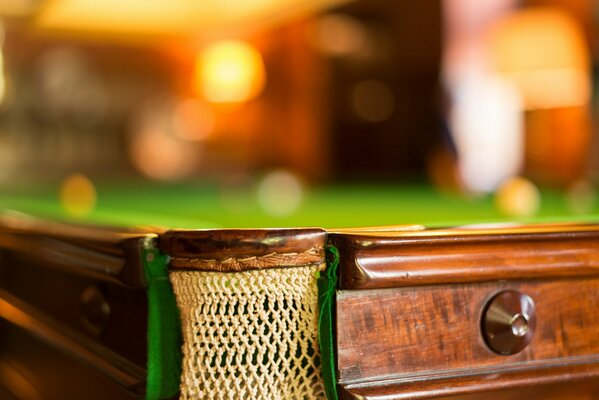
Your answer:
(0, 0), (598, 227)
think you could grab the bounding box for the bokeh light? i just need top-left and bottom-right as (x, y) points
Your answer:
(256, 170), (304, 217)
(494, 176), (540, 218)
(172, 98), (215, 141)
(59, 173), (97, 217)
(351, 80), (395, 123)
(129, 98), (201, 181)
(195, 40), (266, 103)
(312, 14), (368, 57)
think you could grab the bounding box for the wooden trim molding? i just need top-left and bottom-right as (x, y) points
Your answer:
(0, 214), (154, 288)
(0, 290), (146, 395)
(161, 228), (326, 271)
(340, 358), (599, 399)
(329, 226), (599, 290)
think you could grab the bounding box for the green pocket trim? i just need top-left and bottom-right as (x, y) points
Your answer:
(142, 238), (182, 400)
(318, 245), (339, 400)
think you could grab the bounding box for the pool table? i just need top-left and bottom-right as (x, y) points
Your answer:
(1, 181), (596, 229)
(0, 182), (598, 399)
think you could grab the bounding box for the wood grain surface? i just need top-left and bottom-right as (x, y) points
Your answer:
(337, 278), (599, 396)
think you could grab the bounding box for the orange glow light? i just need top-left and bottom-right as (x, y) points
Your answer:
(194, 40), (266, 104)
(129, 126), (198, 181)
(34, 0), (353, 37)
(173, 99), (215, 141)
(489, 8), (591, 110)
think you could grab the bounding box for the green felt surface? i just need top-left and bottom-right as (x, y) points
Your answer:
(1, 181), (598, 229)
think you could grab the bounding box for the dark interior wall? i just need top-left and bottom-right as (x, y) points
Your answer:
(329, 0), (443, 181)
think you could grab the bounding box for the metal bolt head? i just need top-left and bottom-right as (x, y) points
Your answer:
(482, 290), (536, 355)
(510, 314), (529, 337)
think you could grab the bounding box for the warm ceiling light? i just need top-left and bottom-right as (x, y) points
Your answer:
(0, 0), (41, 17)
(34, 0), (354, 37)
(489, 8), (590, 110)
(36, 0), (197, 35)
(195, 40), (266, 103)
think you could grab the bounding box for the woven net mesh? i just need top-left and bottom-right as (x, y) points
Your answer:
(170, 264), (326, 400)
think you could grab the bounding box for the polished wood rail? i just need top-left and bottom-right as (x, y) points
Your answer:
(332, 224), (599, 399)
